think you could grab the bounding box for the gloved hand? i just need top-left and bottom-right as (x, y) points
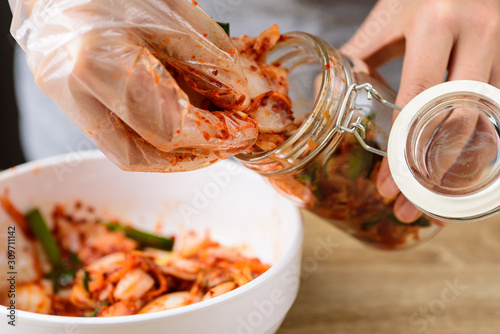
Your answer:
(9, 0), (258, 172)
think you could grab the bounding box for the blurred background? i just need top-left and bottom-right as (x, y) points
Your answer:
(1, 1), (25, 169)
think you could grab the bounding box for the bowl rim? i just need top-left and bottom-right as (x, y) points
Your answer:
(0, 150), (303, 325)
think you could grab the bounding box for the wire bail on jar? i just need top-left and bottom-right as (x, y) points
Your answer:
(335, 59), (402, 158)
(238, 31), (443, 249)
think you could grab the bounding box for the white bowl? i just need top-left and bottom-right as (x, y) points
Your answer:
(0, 151), (303, 334)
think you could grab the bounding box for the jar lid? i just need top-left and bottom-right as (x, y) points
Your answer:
(388, 80), (500, 221)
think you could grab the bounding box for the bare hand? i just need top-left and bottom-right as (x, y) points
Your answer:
(342, 0), (500, 222)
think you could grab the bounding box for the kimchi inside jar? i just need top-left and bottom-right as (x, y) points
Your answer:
(236, 31), (441, 250)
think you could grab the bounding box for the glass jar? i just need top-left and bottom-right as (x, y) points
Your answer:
(236, 32), (442, 250)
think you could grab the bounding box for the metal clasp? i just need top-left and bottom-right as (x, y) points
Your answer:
(335, 83), (402, 158)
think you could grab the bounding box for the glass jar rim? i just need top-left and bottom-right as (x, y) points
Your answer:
(388, 80), (500, 221)
(235, 31), (350, 176)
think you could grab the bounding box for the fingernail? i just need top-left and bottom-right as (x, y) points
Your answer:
(397, 200), (421, 223)
(379, 175), (400, 198)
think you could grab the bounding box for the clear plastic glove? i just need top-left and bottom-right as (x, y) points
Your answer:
(9, 0), (258, 172)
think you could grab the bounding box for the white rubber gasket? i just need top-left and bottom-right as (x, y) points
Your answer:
(387, 80), (500, 220)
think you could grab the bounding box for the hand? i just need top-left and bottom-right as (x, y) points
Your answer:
(342, 0), (500, 222)
(9, 0), (258, 172)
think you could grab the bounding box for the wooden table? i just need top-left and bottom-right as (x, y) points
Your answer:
(277, 211), (500, 334)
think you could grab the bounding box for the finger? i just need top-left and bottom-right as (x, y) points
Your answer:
(97, 112), (240, 173)
(490, 60), (500, 88)
(65, 65), (234, 173)
(447, 20), (497, 82)
(70, 31), (258, 173)
(441, 112), (499, 188)
(428, 29), (497, 185)
(395, 27), (454, 107)
(394, 195), (451, 225)
(342, 38), (405, 70)
(341, 0), (406, 68)
(423, 107), (477, 184)
(139, 0), (252, 110)
(377, 158), (399, 199)
(489, 44), (500, 87)
(377, 27), (454, 199)
(73, 30), (257, 152)
(393, 193), (423, 223)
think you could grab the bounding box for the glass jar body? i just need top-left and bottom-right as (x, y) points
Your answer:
(237, 32), (441, 250)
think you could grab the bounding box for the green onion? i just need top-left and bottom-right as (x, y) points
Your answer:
(296, 173), (312, 184)
(57, 269), (76, 288)
(82, 270), (90, 293)
(361, 210), (432, 231)
(88, 308), (99, 318)
(388, 213), (432, 227)
(88, 301), (108, 317)
(216, 22), (230, 36)
(26, 209), (62, 265)
(25, 208), (82, 291)
(361, 214), (385, 231)
(105, 222), (174, 251)
(44, 266), (78, 292)
(347, 147), (374, 181)
(414, 216), (431, 227)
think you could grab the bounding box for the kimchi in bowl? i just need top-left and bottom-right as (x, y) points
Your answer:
(0, 151), (303, 334)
